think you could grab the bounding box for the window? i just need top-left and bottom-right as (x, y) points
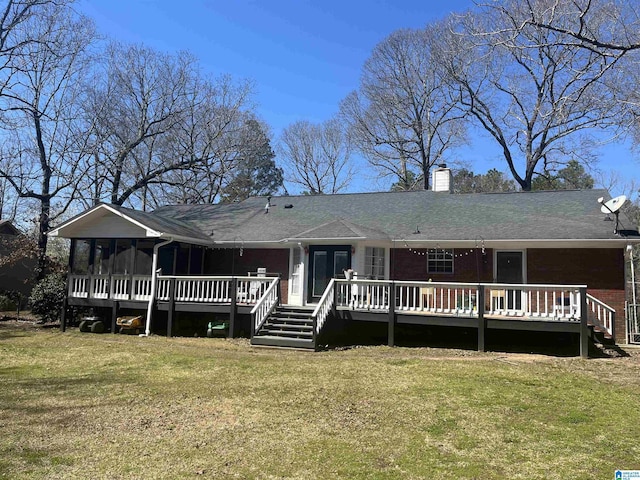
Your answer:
(427, 249), (453, 274)
(135, 240), (155, 274)
(71, 239), (91, 274)
(92, 239), (112, 275)
(190, 246), (204, 274)
(365, 247), (385, 279)
(114, 240), (133, 274)
(175, 244), (190, 275)
(291, 247), (301, 295)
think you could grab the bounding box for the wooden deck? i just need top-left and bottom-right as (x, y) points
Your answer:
(62, 275), (616, 357)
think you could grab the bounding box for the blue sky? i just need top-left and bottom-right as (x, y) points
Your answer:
(76, 0), (640, 195)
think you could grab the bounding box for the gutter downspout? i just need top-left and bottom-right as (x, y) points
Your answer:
(144, 238), (174, 336)
(630, 247), (638, 338)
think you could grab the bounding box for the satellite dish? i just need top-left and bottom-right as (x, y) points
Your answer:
(598, 195), (627, 235)
(600, 195), (627, 214)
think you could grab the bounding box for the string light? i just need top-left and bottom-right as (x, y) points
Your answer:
(403, 240), (487, 259)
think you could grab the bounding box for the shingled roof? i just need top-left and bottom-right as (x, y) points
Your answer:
(151, 189), (639, 244)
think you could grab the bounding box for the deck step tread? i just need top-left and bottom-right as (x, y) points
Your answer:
(267, 315), (313, 324)
(265, 323), (313, 330)
(251, 335), (315, 349)
(257, 329), (313, 337)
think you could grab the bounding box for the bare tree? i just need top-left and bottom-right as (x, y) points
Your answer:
(0, 1), (71, 95)
(442, 4), (626, 190)
(152, 114), (280, 206)
(340, 25), (466, 191)
(279, 118), (353, 195)
(508, 0), (640, 54)
(0, 2), (95, 276)
(82, 43), (256, 209)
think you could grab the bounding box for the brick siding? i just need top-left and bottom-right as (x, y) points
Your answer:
(391, 248), (493, 283)
(528, 248), (626, 342)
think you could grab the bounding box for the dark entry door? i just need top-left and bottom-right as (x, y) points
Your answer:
(496, 251), (523, 310)
(308, 245), (351, 303)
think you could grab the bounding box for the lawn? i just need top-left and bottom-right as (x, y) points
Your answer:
(1, 321), (640, 479)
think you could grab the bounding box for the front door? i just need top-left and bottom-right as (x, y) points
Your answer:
(496, 251), (524, 310)
(308, 245), (351, 303)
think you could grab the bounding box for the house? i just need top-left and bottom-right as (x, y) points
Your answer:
(48, 168), (640, 356)
(0, 220), (36, 303)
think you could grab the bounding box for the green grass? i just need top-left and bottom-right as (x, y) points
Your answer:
(1, 322), (640, 479)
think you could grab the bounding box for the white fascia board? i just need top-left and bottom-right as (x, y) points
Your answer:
(284, 236), (366, 242)
(101, 204), (162, 237)
(399, 238), (637, 249)
(211, 240), (288, 249)
(47, 203), (106, 237)
(47, 204), (161, 238)
(160, 233), (213, 246)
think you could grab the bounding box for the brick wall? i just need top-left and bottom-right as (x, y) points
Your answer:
(205, 248), (290, 304)
(391, 248), (494, 283)
(528, 248), (626, 342)
(527, 248), (624, 289)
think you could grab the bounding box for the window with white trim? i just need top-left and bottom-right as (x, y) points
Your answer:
(427, 249), (453, 273)
(364, 247), (385, 279)
(291, 247), (302, 295)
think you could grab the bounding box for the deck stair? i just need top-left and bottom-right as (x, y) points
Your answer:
(251, 306), (316, 350)
(588, 323), (615, 345)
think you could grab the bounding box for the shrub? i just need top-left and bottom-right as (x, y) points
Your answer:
(29, 273), (66, 323)
(0, 294), (16, 311)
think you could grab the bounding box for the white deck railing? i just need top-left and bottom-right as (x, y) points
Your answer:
(236, 277), (274, 304)
(68, 274), (89, 298)
(157, 276), (232, 302)
(485, 283), (582, 320)
(110, 275), (130, 300)
(251, 278), (280, 334)
(90, 275), (110, 299)
(586, 294), (615, 338)
(154, 275), (275, 304)
(335, 280), (585, 321)
(67, 274), (276, 305)
(313, 278), (336, 335)
(132, 275), (152, 300)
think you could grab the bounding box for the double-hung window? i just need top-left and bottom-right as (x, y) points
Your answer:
(427, 249), (453, 274)
(364, 247), (385, 279)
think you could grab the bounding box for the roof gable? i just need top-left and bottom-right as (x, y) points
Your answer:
(290, 219), (389, 241)
(48, 204), (212, 244)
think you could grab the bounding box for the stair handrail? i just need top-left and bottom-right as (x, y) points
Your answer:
(250, 277), (280, 337)
(585, 293), (615, 339)
(312, 278), (335, 339)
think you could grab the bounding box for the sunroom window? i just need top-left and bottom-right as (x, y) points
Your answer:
(135, 240), (155, 274)
(92, 239), (111, 275)
(71, 239), (91, 274)
(113, 240), (133, 274)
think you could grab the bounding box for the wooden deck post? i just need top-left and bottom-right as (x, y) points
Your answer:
(60, 297), (68, 332)
(228, 278), (238, 339)
(388, 282), (396, 347)
(477, 286), (486, 352)
(60, 275), (70, 332)
(580, 286), (589, 359)
(167, 278), (176, 338)
(111, 301), (118, 334)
